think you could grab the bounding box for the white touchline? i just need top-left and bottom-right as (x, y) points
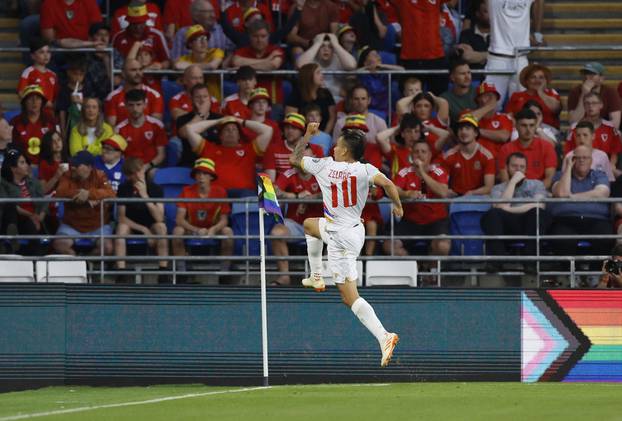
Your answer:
(0, 386), (269, 421)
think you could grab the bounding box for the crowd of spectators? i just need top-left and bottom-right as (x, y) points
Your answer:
(1, 0), (621, 287)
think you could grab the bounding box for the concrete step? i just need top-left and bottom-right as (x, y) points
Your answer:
(546, 34), (622, 45)
(543, 18), (622, 30)
(0, 62), (23, 78)
(0, 18), (19, 29)
(545, 2), (622, 15)
(530, 50), (622, 60)
(0, 32), (17, 43)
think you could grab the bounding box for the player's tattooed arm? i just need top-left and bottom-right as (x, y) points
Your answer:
(289, 122), (320, 170)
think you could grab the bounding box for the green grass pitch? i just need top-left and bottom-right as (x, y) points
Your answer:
(0, 383), (619, 421)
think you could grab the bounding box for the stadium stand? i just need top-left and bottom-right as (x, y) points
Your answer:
(0, 0), (621, 288)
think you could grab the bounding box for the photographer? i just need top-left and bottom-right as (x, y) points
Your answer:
(598, 244), (622, 288)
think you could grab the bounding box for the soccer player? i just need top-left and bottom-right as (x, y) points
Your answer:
(289, 123), (404, 367)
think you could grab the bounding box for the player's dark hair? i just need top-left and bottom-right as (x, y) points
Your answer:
(341, 129), (366, 161)
(515, 108), (537, 122)
(506, 152), (527, 167)
(125, 88), (146, 103)
(575, 120), (595, 133)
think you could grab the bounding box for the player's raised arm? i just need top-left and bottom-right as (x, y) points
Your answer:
(373, 172), (404, 218)
(289, 122), (320, 170)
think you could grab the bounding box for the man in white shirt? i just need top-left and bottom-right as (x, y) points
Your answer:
(485, 0), (544, 105)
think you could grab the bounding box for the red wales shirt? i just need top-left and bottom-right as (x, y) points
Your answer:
(505, 89), (561, 128)
(198, 140), (260, 190)
(275, 169), (323, 224)
(116, 116), (168, 164)
(105, 85), (164, 123)
(178, 184), (230, 229)
(437, 143), (496, 195)
(564, 120), (622, 158)
(477, 112), (513, 158)
(40, 0), (102, 41)
(498, 137), (558, 181)
(391, 0), (444, 60)
(18, 67), (59, 103)
(394, 164), (449, 224)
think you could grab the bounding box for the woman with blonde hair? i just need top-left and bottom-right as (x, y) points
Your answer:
(69, 97), (114, 156)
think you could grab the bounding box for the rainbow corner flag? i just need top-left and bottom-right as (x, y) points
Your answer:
(257, 173), (284, 223)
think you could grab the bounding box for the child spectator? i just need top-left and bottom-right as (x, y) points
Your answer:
(222, 66), (256, 119)
(94, 134), (127, 192)
(18, 38), (58, 107)
(243, 87), (281, 145)
(56, 54), (89, 138)
(69, 97), (114, 157)
(172, 158), (234, 283)
(11, 85), (58, 166)
(303, 103), (332, 156)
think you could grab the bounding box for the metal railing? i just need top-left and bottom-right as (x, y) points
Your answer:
(0, 195), (619, 287)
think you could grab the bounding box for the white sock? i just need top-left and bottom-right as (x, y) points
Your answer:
(351, 297), (388, 345)
(305, 234), (323, 275)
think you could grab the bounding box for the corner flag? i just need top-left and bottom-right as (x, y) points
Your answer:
(257, 173), (284, 223)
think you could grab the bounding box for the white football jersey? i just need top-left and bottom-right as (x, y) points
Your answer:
(488, 0), (534, 56)
(302, 156), (380, 231)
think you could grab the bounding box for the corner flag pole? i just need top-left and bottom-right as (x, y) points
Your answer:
(258, 207), (269, 387)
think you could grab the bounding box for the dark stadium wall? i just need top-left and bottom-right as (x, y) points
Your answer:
(0, 286), (618, 391)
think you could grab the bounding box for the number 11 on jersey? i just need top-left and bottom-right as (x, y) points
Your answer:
(331, 176), (357, 208)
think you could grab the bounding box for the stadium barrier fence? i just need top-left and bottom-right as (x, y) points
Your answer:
(0, 196), (619, 287)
